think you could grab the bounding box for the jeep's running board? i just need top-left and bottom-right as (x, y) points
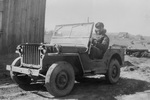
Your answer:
(6, 65), (40, 76)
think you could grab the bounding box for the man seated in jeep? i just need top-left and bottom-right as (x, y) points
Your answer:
(90, 22), (110, 59)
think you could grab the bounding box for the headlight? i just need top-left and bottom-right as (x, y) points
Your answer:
(16, 45), (22, 50)
(38, 45), (47, 54)
(16, 45), (23, 54)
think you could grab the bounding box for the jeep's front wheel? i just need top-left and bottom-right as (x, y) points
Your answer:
(105, 59), (120, 84)
(10, 57), (31, 85)
(45, 62), (75, 97)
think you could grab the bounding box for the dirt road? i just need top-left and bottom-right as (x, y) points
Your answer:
(0, 55), (150, 100)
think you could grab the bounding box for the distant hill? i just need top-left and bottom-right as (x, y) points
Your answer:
(107, 32), (150, 50)
(117, 32), (130, 38)
(135, 35), (144, 40)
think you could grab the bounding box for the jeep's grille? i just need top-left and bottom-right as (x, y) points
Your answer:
(22, 45), (40, 65)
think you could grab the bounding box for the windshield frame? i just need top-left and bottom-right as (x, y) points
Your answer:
(50, 22), (94, 47)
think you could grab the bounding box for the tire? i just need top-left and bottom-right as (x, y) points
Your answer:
(45, 61), (75, 97)
(105, 59), (120, 84)
(10, 57), (31, 85)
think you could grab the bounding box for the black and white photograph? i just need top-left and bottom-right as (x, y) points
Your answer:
(0, 0), (150, 100)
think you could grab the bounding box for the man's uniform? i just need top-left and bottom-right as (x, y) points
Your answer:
(90, 23), (109, 59)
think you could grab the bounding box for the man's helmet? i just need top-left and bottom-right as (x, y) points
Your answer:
(95, 22), (104, 29)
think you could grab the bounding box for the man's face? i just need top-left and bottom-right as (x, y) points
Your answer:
(95, 27), (103, 35)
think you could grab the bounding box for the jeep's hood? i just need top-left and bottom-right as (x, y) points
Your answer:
(44, 43), (87, 53)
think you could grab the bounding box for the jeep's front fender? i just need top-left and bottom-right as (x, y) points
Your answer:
(42, 53), (84, 76)
(11, 57), (21, 66)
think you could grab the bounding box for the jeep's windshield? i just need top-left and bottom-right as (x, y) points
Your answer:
(51, 22), (94, 47)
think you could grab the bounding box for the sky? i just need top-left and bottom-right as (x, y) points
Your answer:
(45, 0), (150, 36)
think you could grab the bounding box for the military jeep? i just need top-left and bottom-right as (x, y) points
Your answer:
(6, 22), (124, 97)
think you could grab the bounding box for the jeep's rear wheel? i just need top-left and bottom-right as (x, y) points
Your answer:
(10, 57), (31, 85)
(105, 59), (120, 84)
(45, 61), (75, 97)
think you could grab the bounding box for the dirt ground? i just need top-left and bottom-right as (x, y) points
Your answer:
(0, 55), (150, 100)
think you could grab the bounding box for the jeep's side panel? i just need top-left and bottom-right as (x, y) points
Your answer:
(79, 48), (124, 74)
(80, 53), (107, 74)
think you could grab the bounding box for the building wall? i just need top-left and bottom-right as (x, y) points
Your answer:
(0, 12), (2, 31)
(0, 0), (46, 54)
(0, 0), (3, 53)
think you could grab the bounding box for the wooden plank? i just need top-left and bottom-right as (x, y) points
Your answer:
(3, 0), (9, 53)
(20, 0), (27, 43)
(25, 0), (31, 43)
(42, 0), (46, 42)
(29, 0), (34, 43)
(0, 12), (2, 31)
(13, 0), (19, 46)
(37, 0), (42, 43)
(0, 12), (2, 51)
(0, 0), (8, 54)
(8, 0), (19, 53)
(36, 0), (41, 43)
(39, 0), (46, 43)
(0, 1), (3, 11)
(29, 0), (33, 42)
(32, 0), (38, 43)
(39, 0), (44, 43)
(33, 0), (37, 43)
(8, 0), (16, 53)
(24, 0), (28, 42)
(1, 0), (16, 53)
(15, 0), (22, 45)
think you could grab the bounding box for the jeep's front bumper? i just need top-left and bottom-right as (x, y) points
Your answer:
(6, 65), (40, 76)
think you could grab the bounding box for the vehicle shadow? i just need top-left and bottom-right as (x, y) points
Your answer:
(69, 77), (150, 100)
(19, 83), (46, 91)
(19, 77), (150, 100)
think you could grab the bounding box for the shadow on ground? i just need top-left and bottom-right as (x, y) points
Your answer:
(18, 77), (150, 100)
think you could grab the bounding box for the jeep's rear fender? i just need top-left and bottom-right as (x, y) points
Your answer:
(110, 53), (123, 66)
(104, 49), (124, 67)
(42, 54), (84, 76)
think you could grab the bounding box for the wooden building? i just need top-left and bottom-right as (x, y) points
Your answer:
(0, 0), (46, 54)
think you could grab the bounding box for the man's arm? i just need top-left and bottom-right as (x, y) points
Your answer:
(96, 35), (109, 51)
(102, 35), (109, 46)
(90, 37), (97, 46)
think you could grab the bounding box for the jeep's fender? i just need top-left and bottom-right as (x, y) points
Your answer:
(12, 57), (21, 66)
(104, 49), (124, 67)
(42, 53), (84, 76)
